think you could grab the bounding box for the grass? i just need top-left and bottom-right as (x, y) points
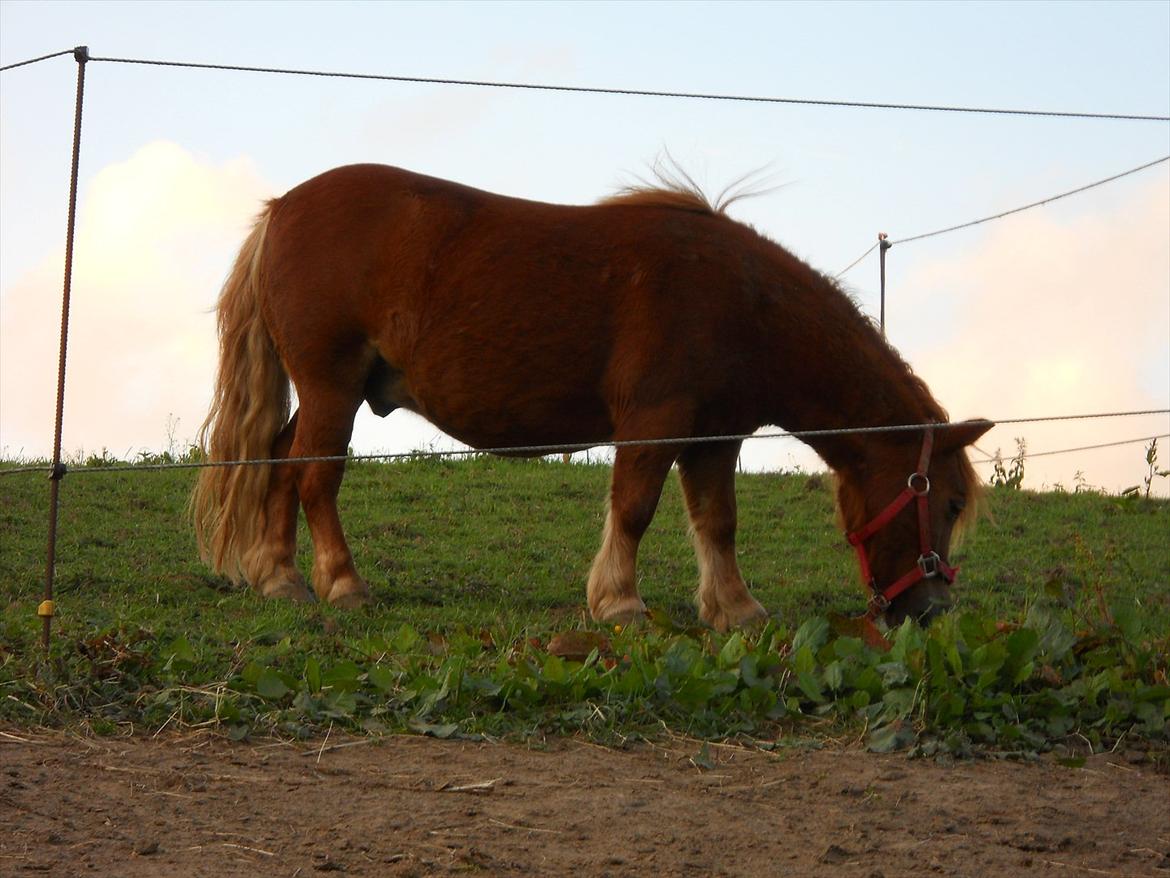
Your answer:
(1, 455), (1167, 753)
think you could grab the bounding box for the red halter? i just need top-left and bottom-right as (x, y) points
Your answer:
(845, 428), (958, 620)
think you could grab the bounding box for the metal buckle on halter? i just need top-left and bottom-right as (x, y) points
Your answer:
(907, 472), (930, 496)
(917, 551), (942, 578)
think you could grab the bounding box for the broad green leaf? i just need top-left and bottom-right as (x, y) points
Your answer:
(832, 636), (864, 659)
(823, 660), (844, 693)
(409, 720), (459, 738)
(867, 721), (915, 753)
(1110, 601), (1140, 645)
(1004, 629), (1040, 685)
(793, 644), (816, 677)
(255, 668), (291, 700)
(367, 664), (396, 694)
(304, 656), (321, 693)
(796, 671), (825, 704)
(792, 617), (830, 654)
(391, 624), (422, 654)
(542, 654), (569, 685)
(718, 632), (747, 669)
(1024, 605), (1076, 662)
(322, 660), (362, 693)
(165, 636), (195, 668)
(739, 654), (764, 690)
(877, 661), (911, 687)
(854, 667), (884, 700)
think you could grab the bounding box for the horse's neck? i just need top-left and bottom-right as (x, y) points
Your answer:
(768, 321), (937, 473)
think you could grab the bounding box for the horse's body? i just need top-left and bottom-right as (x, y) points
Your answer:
(193, 164), (991, 629)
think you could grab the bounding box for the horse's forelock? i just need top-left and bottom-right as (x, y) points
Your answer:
(950, 447), (987, 548)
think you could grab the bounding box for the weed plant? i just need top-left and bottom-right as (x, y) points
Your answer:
(1, 456), (1166, 756)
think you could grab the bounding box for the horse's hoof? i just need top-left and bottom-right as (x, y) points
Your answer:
(327, 585), (372, 610)
(260, 577), (314, 603)
(701, 599), (768, 633)
(591, 595), (647, 626)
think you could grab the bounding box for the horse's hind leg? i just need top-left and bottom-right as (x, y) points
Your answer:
(243, 412), (312, 601)
(587, 445), (677, 624)
(288, 387), (370, 608)
(677, 441), (767, 632)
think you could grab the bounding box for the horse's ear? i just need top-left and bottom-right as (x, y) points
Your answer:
(938, 419), (994, 452)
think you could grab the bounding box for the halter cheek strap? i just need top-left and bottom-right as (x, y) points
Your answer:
(845, 428), (958, 620)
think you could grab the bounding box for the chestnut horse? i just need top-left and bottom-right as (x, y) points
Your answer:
(192, 164), (991, 630)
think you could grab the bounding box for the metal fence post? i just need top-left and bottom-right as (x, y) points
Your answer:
(878, 232), (891, 336)
(41, 45), (89, 654)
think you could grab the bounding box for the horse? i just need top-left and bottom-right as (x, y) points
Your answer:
(192, 164), (992, 631)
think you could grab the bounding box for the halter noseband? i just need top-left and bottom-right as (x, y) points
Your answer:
(845, 428), (958, 620)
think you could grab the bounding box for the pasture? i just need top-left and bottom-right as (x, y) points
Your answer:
(1, 456), (1168, 875)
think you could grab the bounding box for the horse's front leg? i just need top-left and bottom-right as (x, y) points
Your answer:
(587, 445), (677, 624)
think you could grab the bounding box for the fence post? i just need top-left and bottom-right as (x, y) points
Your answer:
(41, 46), (89, 654)
(878, 232), (891, 336)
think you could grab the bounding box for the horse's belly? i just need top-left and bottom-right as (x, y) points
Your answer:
(393, 358), (612, 453)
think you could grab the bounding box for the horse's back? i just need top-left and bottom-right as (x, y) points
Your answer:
(258, 164), (782, 447)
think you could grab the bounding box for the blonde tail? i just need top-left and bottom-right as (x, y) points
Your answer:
(191, 205), (290, 584)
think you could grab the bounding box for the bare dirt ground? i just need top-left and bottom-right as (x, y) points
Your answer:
(2, 727), (1167, 878)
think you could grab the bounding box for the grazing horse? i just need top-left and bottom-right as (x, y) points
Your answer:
(192, 164), (991, 630)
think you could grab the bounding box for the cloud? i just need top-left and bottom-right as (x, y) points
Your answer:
(0, 141), (272, 458)
(898, 174), (1170, 494)
(3, 146), (1165, 500)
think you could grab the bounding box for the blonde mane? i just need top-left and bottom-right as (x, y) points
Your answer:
(599, 159), (776, 215)
(599, 185), (717, 213)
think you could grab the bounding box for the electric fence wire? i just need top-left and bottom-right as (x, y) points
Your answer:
(1, 409), (1166, 478)
(890, 155), (1170, 246)
(0, 48), (75, 72)
(4, 47), (1170, 122)
(835, 155), (1170, 276)
(835, 242), (880, 279)
(968, 434), (1170, 465)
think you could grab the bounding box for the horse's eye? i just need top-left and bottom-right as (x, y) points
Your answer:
(947, 498), (966, 520)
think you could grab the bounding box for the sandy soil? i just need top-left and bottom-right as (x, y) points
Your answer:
(1, 727), (1167, 877)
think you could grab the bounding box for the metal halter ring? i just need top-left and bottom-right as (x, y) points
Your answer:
(907, 472), (931, 496)
(917, 551), (942, 578)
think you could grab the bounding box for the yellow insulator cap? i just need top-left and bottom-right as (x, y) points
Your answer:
(37, 600), (55, 617)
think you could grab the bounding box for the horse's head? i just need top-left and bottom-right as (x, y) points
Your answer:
(836, 420), (993, 626)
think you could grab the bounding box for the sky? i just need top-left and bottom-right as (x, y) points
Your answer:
(1, 0), (1168, 495)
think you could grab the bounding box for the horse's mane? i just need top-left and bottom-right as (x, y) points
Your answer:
(603, 160), (984, 532)
(820, 275), (986, 539)
(599, 159), (775, 215)
(599, 185), (718, 214)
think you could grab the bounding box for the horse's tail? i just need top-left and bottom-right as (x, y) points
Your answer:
(191, 203), (290, 584)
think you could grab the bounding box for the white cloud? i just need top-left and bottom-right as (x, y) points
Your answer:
(0, 141), (272, 459)
(898, 174), (1170, 494)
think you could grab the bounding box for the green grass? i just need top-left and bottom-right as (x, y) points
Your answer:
(1, 456), (1167, 753)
